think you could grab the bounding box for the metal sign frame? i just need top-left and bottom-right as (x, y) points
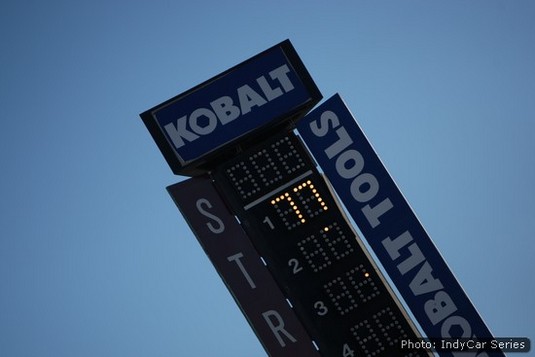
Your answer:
(141, 39), (322, 176)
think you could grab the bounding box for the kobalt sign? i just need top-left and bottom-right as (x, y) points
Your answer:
(140, 40), (321, 176)
(297, 94), (504, 357)
(163, 64), (295, 149)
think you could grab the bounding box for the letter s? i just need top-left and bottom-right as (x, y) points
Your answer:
(309, 110), (340, 137)
(196, 198), (225, 234)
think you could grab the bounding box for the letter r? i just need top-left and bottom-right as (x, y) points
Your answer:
(261, 310), (297, 347)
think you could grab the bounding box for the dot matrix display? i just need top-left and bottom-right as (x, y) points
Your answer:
(351, 307), (410, 356)
(224, 135), (309, 205)
(213, 132), (431, 357)
(297, 223), (354, 272)
(324, 264), (379, 316)
(271, 179), (328, 230)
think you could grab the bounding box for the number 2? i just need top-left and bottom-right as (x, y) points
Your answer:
(288, 258), (303, 274)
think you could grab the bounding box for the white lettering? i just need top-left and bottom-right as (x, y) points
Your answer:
(308, 108), (481, 346)
(310, 110), (340, 137)
(196, 198), (225, 234)
(163, 64), (296, 149)
(261, 310), (297, 347)
(382, 232), (426, 274)
(269, 64), (294, 92)
(350, 172), (379, 203)
(335, 149), (364, 179)
(210, 96), (240, 125)
(361, 198), (393, 228)
(325, 127), (353, 159)
(227, 253), (256, 289)
(382, 231), (413, 261)
(442, 315), (471, 338)
(164, 115), (199, 149)
(189, 108), (218, 135)
(409, 261), (444, 296)
(397, 243), (426, 275)
(424, 291), (457, 325)
(256, 76), (283, 101)
(238, 84), (267, 115)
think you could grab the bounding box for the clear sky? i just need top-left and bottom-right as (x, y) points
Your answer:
(1, 1), (534, 356)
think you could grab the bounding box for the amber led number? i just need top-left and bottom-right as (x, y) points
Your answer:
(213, 133), (429, 357)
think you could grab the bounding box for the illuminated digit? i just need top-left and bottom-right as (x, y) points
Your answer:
(271, 179), (329, 231)
(271, 191), (303, 230)
(293, 180), (328, 219)
(288, 258), (303, 275)
(287, 193), (305, 224)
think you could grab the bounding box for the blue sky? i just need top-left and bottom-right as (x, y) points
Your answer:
(1, 1), (534, 356)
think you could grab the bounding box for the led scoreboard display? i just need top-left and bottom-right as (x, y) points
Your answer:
(212, 132), (432, 357)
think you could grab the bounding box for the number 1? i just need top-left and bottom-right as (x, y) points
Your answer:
(263, 216), (275, 230)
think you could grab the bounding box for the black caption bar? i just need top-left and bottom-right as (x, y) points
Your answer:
(400, 337), (530, 353)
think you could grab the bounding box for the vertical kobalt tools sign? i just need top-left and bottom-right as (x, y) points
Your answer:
(140, 39), (321, 176)
(297, 94), (504, 357)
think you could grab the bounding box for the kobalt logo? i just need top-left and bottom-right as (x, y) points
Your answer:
(164, 64), (295, 149)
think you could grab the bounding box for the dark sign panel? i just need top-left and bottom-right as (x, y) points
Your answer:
(167, 177), (321, 357)
(141, 40), (322, 176)
(212, 132), (432, 357)
(296, 94), (503, 357)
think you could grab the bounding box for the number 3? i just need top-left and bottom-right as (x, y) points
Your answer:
(314, 301), (328, 316)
